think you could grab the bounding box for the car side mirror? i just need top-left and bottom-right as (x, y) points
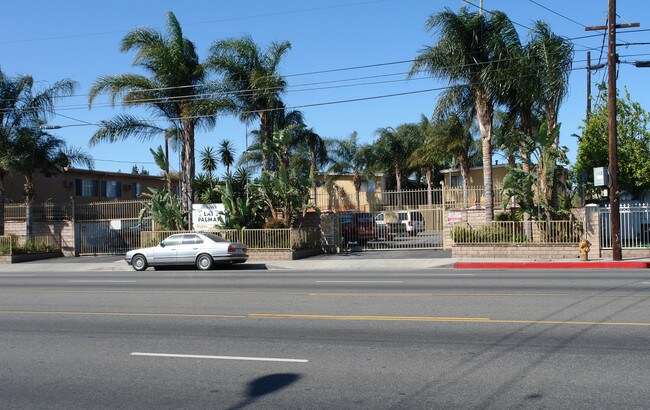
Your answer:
(159, 242), (165, 248)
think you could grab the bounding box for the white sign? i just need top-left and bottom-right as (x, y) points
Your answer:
(447, 212), (463, 224)
(192, 203), (225, 230)
(593, 167), (609, 187)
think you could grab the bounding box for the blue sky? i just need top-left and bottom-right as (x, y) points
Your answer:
(2, 0), (649, 176)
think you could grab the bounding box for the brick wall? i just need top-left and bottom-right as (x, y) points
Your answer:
(4, 221), (75, 257)
(452, 245), (581, 259)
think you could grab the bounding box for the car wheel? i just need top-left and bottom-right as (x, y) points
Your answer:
(196, 254), (214, 270)
(131, 254), (148, 271)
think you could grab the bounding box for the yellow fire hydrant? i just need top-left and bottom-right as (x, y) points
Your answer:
(579, 239), (591, 261)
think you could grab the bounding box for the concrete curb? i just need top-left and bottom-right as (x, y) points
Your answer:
(454, 261), (650, 269)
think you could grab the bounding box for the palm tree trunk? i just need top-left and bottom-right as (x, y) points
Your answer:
(164, 136), (172, 194)
(395, 166), (403, 208)
(261, 113), (272, 172)
(23, 176), (35, 239)
(425, 167), (433, 207)
(459, 157), (470, 209)
(181, 122), (195, 229)
(475, 94), (494, 222)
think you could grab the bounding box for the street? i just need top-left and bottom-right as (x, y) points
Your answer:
(1, 266), (649, 408)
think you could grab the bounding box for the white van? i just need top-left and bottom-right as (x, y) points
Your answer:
(396, 210), (425, 235)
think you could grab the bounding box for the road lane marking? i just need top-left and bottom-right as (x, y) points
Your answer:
(315, 281), (403, 283)
(68, 280), (137, 283)
(0, 289), (649, 298)
(130, 352), (308, 363)
(0, 310), (649, 327)
(0, 310), (245, 319)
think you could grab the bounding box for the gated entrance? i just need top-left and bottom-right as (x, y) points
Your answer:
(76, 218), (149, 255)
(321, 206), (445, 251)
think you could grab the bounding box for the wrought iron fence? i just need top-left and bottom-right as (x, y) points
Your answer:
(313, 186), (504, 212)
(600, 203), (650, 249)
(451, 220), (584, 245)
(4, 200), (147, 222)
(0, 233), (62, 255)
(140, 228), (321, 251)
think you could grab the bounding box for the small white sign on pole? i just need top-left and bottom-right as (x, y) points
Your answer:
(192, 204), (225, 230)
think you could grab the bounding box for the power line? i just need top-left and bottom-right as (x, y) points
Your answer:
(527, 0), (587, 28)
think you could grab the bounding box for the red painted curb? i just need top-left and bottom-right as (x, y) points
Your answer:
(454, 261), (650, 269)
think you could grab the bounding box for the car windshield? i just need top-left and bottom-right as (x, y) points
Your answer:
(202, 233), (229, 243)
(161, 236), (182, 246)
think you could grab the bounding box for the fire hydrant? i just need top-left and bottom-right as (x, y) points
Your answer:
(579, 239), (591, 261)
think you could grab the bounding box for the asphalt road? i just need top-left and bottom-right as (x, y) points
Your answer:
(1, 268), (649, 409)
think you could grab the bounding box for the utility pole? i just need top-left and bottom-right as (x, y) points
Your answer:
(585, 1), (639, 261)
(586, 51), (592, 120)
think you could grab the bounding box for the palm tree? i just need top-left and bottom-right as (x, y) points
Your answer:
(10, 124), (93, 237)
(88, 12), (234, 227)
(0, 68), (78, 235)
(407, 115), (439, 206)
(0, 69), (33, 235)
(328, 132), (372, 211)
(410, 7), (520, 221)
(207, 35), (291, 172)
(217, 139), (236, 174)
(199, 146), (218, 191)
(372, 125), (420, 194)
(149, 145), (172, 194)
(529, 21), (573, 209)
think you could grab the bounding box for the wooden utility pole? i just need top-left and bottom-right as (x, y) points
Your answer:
(606, 0), (622, 260)
(585, 1), (639, 261)
(587, 51), (592, 120)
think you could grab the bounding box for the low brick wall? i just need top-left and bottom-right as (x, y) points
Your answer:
(0, 251), (63, 264)
(4, 221), (75, 257)
(247, 247), (323, 261)
(452, 244), (582, 260)
(600, 249), (650, 259)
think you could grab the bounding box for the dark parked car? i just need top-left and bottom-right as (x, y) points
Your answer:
(125, 233), (248, 271)
(340, 211), (377, 245)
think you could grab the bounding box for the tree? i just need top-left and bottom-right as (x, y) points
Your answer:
(575, 88), (650, 199)
(328, 131), (373, 210)
(0, 69), (33, 235)
(88, 12), (234, 228)
(428, 114), (478, 208)
(10, 125), (93, 237)
(407, 115), (444, 206)
(218, 139), (236, 174)
(0, 68), (79, 236)
(372, 125), (420, 194)
(199, 146), (218, 191)
(410, 7), (520, 221)
(207, 35), (291, 172)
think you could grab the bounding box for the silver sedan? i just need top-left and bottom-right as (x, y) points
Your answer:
(125, 233), (248, 271)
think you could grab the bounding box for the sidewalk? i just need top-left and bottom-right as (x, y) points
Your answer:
(0, 252), (648, 272)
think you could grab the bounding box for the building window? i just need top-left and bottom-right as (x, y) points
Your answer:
(101, 180), (122, 198)
(75, 179), (98, 197)
(132, 183), (142, 198)
(450, 175), (464, 188)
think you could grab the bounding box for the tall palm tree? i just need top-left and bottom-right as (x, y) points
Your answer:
(529, 21), (573, 209)
(529, 21), (573, 148)
(199, 146), (218, 191)
(217, 139), (236, 174)
(0, 69), (32, 235)
(410, 7), (520, 221)
(407, 115), (440, 206)
(207, 35), (291, 172)
(10, 124), (93, 237)
(88, 12), (234, 227)
(373, 125), (420, 193)
(328, 131), (372, 211)
(0, 68), (77, 235)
